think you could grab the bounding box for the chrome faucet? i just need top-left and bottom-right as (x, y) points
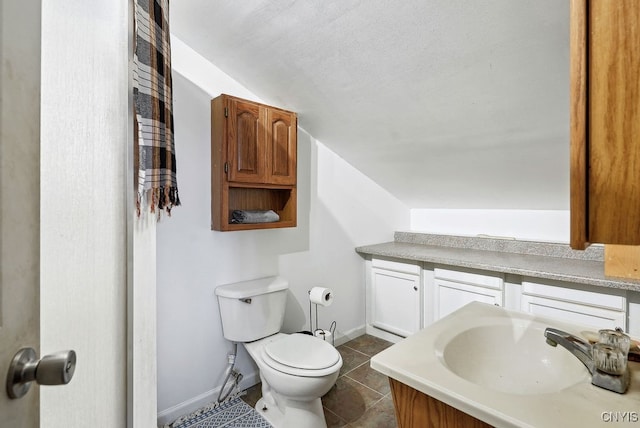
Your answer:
(544, 327), (630, 394)
(544, 328), (594, 373)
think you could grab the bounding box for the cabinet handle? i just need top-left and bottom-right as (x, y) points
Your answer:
(413, 286), (418, 291)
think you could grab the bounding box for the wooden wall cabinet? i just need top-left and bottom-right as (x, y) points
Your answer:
(211, 94), (297, 231)
(570, 0), (640, 249)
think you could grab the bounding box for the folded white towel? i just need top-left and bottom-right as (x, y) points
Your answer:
(230, 210), (280, 224)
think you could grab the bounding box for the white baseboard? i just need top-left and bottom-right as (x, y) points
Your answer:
(365, 324), (404, 344)
(334, 324), (367, 347)
(156, 370), (260, 427)
(156, 325), (368, 426)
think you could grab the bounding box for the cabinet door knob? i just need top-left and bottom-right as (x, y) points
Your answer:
(413, 286), (418, 291)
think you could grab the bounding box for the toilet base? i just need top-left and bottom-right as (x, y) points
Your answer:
(255, 396), (327, 428)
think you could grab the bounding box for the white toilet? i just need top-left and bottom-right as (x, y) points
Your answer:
(215, 276), (343, 428)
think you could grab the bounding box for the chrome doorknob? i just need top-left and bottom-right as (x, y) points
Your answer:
(6, 348), (76, 399)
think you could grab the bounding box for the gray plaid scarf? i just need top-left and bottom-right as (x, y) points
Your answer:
(133, 0), (180, 215)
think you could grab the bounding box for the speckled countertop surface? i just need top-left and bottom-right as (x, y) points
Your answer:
(355, 232), (640, 292)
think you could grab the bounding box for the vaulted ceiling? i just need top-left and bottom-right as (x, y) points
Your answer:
(171, 0), (570, 209)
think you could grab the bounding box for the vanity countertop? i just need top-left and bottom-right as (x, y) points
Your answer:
(355, 232), (640, 292)
(371, 302), (640, 428)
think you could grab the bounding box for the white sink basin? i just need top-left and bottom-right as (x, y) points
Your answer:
(437, 317), (590, 394)
(371, 303), (640, 428)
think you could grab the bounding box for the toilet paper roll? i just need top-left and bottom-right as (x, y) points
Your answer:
(314, 329), (333, 342)
(309, 287), (333, 307)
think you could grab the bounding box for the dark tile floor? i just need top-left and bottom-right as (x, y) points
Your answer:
(241, 334), (397, 427)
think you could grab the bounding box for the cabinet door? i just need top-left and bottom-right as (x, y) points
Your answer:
(434, 279), (502, 321)
(266, 108), (297, 185)
(227, 98), (266, 183)
(521, 295), (626, 331)
(371, 268), (420, 337)
(520, 278), (627, 330)
(570, 0), (640, 247)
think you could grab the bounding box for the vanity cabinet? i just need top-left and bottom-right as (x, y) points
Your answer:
(370, 258), (421, 338)
(365, 258), (638, 342)
(570, 0), (640, 248)
(211, 94), (297, 231)
(520, 278), (627, 330)
(389, 379), (491, 428)
(432, 267), (504, 321)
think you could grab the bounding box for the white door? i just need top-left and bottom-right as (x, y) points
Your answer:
(0, 0), (42, 425)
(2, 1), (141, 427)
(38, 0), (132, 424)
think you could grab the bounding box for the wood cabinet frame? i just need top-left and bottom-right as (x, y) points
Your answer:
(570, 0), (640, 248)
(570, 0), (588, 249)
(389, 379), (491, 428)
(211, 94), (297, 231)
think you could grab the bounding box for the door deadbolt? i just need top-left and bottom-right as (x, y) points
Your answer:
(6, 348), (76, 399)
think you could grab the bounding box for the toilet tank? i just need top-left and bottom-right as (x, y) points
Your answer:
(215, 276), (289, 342)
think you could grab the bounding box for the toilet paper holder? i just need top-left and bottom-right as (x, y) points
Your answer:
(308, 288), (336, 346)
(314, 321), (337, 346)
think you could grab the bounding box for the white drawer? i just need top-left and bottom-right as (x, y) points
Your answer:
(522, 280), (626, 311)
(434, 267), (503, 290)
(434, 279), (503, 320)
(521, 294), (626, 330)
(372, 258), (420, 275)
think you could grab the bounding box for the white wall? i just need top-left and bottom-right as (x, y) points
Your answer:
(155, 37), (409, 423)
(411, 209), (570, 243)
(40, 0), (129, 426)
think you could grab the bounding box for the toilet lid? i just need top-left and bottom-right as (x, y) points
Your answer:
(264, 333), (340, 370)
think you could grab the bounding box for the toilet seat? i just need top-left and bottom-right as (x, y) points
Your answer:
(262, 333), (341, 377)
